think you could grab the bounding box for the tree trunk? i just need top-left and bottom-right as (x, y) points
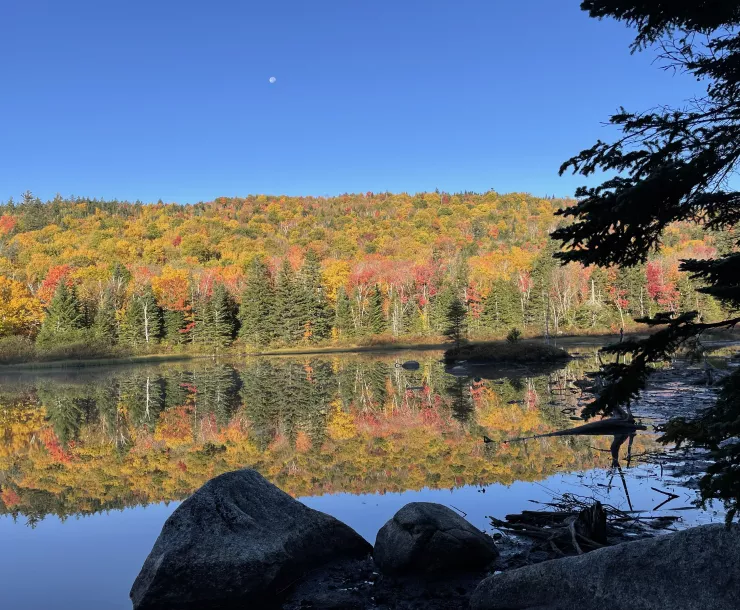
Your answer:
(143, 302), (150, 344)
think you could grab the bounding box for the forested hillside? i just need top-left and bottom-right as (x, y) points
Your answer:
(0, 190), (730, 360)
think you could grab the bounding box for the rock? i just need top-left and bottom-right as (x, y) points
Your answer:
(374, 502), (498, 575)
(401, 360), (420, 370)
(130, 469), (371, 610)
(471, 523), (740, 610)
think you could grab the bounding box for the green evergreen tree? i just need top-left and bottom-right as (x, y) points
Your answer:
(367, 285), (386, 335)
(334, 286), (354, 338)
(482, 279), (521, 331)
(527, 242), (558, 332)
(272, 260), (304, 344)
(404, 297), (422, 334)
(163, 310), (186, 344)
(120, 286), (163, 347)
(190, 295), (211, 347)
(37, 282), (85, 346)
(239, 257), (275, 346)
(92, 289), (118, 344)
(430, 284), (457, 333)
(616, 265), (648, 320)
(300, 250), (331, 342)
(80, 300), (95, 329)
(444, 295), (468, 352)
(206, 284), (237, 348)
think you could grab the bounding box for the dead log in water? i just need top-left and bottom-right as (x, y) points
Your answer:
(494, 418), (647, 444)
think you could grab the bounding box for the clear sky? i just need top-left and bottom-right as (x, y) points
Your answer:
(1, 0), (701, 203)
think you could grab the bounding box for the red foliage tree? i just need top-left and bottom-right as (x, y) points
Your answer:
(37, 265), (73, 305)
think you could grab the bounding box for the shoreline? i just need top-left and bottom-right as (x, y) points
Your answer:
(1, 328), (737, 372)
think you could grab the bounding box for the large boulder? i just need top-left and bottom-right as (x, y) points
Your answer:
(374, 502), (498, 575)
(471, 523), (740, 610)
(130, 469), (372, 610)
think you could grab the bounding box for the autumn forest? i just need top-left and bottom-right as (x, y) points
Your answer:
(0, 190), (731, 362)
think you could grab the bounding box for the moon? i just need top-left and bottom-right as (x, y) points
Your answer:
(269, 76), (277, 84)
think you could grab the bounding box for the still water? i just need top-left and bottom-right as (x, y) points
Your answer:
(0, 348), (717, 609)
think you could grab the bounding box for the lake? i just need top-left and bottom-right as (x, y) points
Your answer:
(0, 345), (720, 609)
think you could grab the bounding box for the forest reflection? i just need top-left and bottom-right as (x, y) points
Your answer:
(0, 350), (657, 524)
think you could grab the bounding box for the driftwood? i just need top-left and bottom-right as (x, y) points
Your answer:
(489, 494), (679, 561)
(492, 418), (647, 444)
(490, 502), (608, 556)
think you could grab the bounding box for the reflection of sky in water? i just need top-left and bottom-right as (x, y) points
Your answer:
(0, 462), (719, 610)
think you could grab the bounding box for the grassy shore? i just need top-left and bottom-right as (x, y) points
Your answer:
(2, 328), (737, 371)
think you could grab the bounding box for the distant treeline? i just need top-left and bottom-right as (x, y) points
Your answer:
(0, 191), (732, 360)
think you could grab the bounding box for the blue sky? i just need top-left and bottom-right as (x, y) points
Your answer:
(0, 0), (701, 203)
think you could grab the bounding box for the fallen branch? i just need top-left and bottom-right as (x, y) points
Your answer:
(490, 494), (680, 562)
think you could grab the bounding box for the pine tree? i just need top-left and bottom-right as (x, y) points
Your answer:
(37, 282), (84, 345)
(207, 284), (237, 348)
(367, 285), (386, 335)
(527, 242), (558, 332)
(190, 294), (211, 347)
(617, 265), (648, 320)
(92, 289), (118, 344)
(482, 279), (521, 331)
(120, 286), (163, 347)
(553, 1), (740, 520)
(300, 250), (331, 343)
(239, 257), (275, 346)
(334, 286), (354, 338)
(80, 300), (95, 329)
(430, 284), (456, 334)
(444, 296), (468, 352)
(272, 260), (304, 344)
(164, 310), (186, 344)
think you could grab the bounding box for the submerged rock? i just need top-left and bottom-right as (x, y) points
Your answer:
(374, 502), (498, 575)
(471, 523), (740, 610)
(130, 469), (371, 610)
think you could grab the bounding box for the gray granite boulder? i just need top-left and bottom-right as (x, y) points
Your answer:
(374, 502), (498, 575)
(471, 523), (740, 610)
(130, 469), (372, 610)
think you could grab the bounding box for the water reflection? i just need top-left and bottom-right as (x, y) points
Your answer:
(0, 350), (657, 524)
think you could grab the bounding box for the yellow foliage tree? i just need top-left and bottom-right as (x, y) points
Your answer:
(0, 276), (44, 337)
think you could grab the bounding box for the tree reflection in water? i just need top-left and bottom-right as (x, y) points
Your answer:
(0, 350), (658, 524)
